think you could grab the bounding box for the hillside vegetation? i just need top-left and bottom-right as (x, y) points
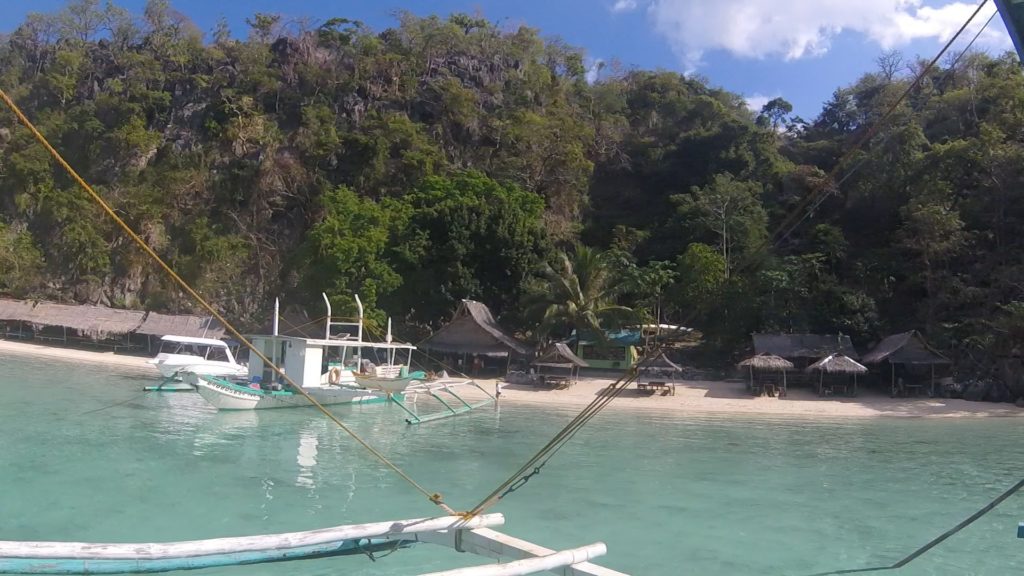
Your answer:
(3, 1), (1024, 369)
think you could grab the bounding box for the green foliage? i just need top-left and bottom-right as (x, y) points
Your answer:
(0, 222), (45, 295)
(301, 186), (403, 323)
(0, 2), (1022, 369)
(388, 172), (548, 325)
(523, 245), (637, 341)
(673, 173), (767, 277)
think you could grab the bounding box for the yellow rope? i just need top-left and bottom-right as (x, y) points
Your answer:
(0, 88), (455, 515)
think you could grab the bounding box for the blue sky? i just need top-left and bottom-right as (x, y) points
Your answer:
(0, 1), (1014, 119)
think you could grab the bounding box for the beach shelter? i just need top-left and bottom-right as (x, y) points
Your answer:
(24, 302), (145, 344)
(806, 354), (867, 397)
(738, 353), (794, 397)
(635, 351), (683, 395)
(862, 331), (951, 397)
(531, 342), (588, 388)
(419, 300), (531, 374)
(0, 298), (37, 338)
(752, 333), (859, 386)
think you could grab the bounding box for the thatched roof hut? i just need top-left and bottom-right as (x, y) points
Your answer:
(533, 342), (588, 368)
(862, 331), (949, 366)
(806, 354), (868, 374)
(862, 331), (950, 397)
(738, 354), (794, 371)
(27, 302), (145, 339)
(0, 298), (37, 322)
(136, 312), (225, 339)
(420, 300), (531, 357)
(637, 351), (682, 372)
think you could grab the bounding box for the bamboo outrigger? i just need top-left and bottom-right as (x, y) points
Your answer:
(0, 514), (627, 576)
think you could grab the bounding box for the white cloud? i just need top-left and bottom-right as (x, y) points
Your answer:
(611, 0), (638, 13)
(645, 0), (1010, 69)
(744, 93), (775, 113)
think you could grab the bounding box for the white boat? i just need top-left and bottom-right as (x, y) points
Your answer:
(188, 294), (417, 411)
(147, 335), (245, 387)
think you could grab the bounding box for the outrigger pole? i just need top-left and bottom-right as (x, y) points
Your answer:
(0, 515), (626, 576)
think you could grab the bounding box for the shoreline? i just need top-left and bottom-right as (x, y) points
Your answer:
(2, 339), (1020, 418)
(0, 339), (157, 377)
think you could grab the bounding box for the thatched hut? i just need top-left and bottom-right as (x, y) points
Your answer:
(862, 331), (950, 397)
(0, 298), (38, 338)
(635, 351), (683, 395)
(532, 342), (588, 388)
(738, 354), (793, 397)
(420, 300), (531, 374)
(752, 333), (859, 386)
(24, 302), (146, 345)
(806, 354), (867, 397)
(135, 312), (226, 352)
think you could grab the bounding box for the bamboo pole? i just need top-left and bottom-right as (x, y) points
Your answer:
(420, 544), (607, 576)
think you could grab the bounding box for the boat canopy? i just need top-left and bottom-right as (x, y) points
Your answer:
(159, 335), (231, 348)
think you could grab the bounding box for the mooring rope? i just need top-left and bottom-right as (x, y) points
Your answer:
(802, 477), (1024, 576)
(0, 88), (456, 516)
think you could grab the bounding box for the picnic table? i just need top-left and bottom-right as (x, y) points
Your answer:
(637, 381), (675, 396)
(540, 375), (572, 390)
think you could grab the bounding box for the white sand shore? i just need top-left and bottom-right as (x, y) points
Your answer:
(2, 339), (1020, 417)
(470, 377), (1024, 419)
(0, 339), (157, 377)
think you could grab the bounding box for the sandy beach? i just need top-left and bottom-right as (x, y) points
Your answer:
(478, 377), (1024, 418)
(0, 339), (157, 377)
(2, 338), (1021, 418)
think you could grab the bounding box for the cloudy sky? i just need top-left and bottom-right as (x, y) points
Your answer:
(0, 0), (1014, 118)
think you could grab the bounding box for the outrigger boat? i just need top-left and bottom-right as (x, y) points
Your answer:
(190, 295), (418, 410)
(145, 335), (246, 391)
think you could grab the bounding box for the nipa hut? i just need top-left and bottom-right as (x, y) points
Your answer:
(738, 354), (793, 397)
(25, 302), (146, 346)
(0, 299), (37, 338)
(862, 331), (951, 397)
(752, 333), (860, 386)
(135, 312), (226, 352)
(806, 354), (867, 397)
(419, 300), (531, 374)
(531, 342), (588, 388)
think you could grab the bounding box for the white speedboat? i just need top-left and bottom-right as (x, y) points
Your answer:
(147, 335), (246, 387)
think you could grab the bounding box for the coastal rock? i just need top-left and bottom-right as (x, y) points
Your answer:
(1016, 397), (1024, 408)
(962, 380), (989, 402)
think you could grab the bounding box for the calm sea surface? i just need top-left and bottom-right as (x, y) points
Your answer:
(0, 355), (1022, 575)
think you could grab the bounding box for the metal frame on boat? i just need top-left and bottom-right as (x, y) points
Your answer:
(186, 294), (497, 425)
(0, 514), (627, 576)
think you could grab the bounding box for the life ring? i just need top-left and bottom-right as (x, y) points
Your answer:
(327, 367), (342, 385)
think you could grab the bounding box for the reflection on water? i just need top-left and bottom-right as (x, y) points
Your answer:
(1, 357), (1022, 575)
(296, 428), (319, 487)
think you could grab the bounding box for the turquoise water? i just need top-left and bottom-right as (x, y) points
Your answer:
(1, 355), (1022, 576)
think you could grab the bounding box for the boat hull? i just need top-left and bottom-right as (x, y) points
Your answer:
(143, 380), (195, 392)
(194, 376), (390, 411)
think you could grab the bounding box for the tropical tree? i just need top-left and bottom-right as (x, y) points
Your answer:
(524, 245), (637, 342)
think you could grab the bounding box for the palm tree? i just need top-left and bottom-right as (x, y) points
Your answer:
(525, 245), (637, 342)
